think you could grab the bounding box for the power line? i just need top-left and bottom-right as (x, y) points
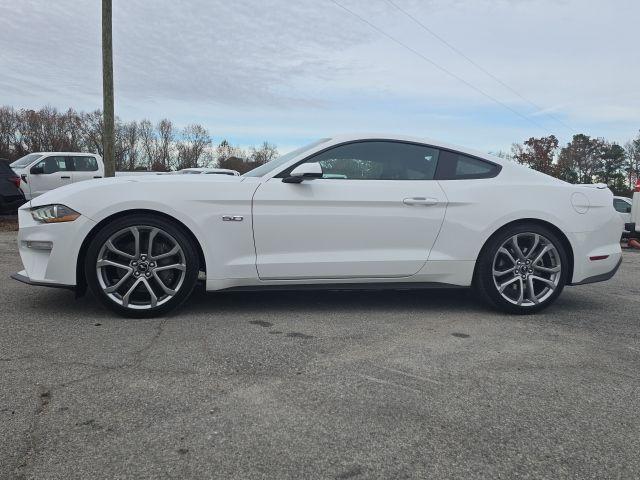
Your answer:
(383, 0), (576, 134)
(328, 0), (550, 134)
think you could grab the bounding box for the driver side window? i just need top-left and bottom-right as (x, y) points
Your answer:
(303, 141), (440, 180)
(35, 156), (71, 174)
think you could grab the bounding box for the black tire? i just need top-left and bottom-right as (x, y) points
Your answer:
(85, 214), (199, 318)
(474, 223), (569, 314)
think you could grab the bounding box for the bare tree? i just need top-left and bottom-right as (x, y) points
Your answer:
(120, 121), (140, 170)
(79, 110), (105, 157)
(154, 119), (174, 171)
(176, 124), (211, 169)
(625, 131), (640, 190)
(249, 141), (278, 166)
(139, 119), (163, 170)
(0, 106), (19, 159)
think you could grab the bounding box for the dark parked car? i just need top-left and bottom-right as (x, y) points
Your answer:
(0, 159), (25, 214)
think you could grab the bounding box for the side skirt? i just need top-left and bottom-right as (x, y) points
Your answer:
(218, 281), (466, 293)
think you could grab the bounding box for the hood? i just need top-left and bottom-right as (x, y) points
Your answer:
(28, 174), (246, 208)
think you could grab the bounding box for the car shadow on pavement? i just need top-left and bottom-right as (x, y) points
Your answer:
(16, 285), (484, 320)
(13, 282), (607, 323)
(185, 287), (486, 316)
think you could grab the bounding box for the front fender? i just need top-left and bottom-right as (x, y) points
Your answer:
(56, 178), (261, 285)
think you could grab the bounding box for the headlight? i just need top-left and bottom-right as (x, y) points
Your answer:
(30, 204), (80, 223)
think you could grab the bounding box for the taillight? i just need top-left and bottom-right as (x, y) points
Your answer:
(9, 176), (21, 188)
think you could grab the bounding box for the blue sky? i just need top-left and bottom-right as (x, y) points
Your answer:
(1, 0), (639, 153)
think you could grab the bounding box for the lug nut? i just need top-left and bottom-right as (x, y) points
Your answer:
(140, 255), (147, 260)
(134, 271), (140, 277)
(145, 272), (151, 277)
(131, 261), (138, 266)
(149, 262), (156, 268)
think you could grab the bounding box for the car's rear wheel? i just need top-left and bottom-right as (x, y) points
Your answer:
(85, 214), (199, 318)
(474, 224), (569, 314)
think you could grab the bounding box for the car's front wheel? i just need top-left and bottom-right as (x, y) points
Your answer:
(474, 224), (569, 314)
(85, 214), (199, 318)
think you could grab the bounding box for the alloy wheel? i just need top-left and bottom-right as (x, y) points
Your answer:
(492, 232), (562, 307)
(96, 225), (187, 310)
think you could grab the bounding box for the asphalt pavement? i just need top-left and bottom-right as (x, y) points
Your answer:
(1, 230), (639, 479)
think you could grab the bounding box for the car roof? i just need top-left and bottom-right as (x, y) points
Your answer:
(29, 152), (98, 156)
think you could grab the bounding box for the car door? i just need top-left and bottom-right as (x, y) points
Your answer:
(28, 156), (73, 197)
(71, 155), (101, 183)
(252, 141), (448, 280)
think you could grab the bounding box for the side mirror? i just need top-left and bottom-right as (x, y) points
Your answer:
(282, 162), (323, 183)
(30, 166), (44, 175)
(627, 206), (632, 213)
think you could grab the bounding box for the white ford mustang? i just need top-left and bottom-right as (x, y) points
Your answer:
(13, 134), (623, 317)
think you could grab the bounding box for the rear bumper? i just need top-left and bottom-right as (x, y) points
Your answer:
(569, 256), (622, 286)
(11, 270), (75, 290)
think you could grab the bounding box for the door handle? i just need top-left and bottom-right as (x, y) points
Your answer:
(61, 176), (71, 179)
(403, 197), (438, 206)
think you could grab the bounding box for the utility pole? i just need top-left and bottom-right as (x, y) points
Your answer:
(102, 0), (115, 177)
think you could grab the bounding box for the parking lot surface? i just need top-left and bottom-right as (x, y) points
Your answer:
(1, 229), (639, 479)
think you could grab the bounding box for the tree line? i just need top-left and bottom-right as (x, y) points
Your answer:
(2, 105), (639, 193)
(507, 132), (640, 196)
(0, 106), (278, 173)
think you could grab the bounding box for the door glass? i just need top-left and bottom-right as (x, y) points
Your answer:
(301, 141), (439, 180)
(613, 199), (631, 213)
(72, 156), (99, 171)
(34, 156), (71, 174)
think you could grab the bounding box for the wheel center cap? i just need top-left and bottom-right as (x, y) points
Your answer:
(137, 262), (149, 272)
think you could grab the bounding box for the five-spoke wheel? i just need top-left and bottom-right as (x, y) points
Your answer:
(85, 215), (199, 317)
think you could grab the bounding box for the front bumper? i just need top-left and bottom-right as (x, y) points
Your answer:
(11, 270), (75, 290)
(15, 207), (97, 287)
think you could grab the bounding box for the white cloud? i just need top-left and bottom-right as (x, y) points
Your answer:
(1, 0), (638, 152)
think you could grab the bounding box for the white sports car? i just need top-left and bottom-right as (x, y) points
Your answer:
(12, 134), (623, 317)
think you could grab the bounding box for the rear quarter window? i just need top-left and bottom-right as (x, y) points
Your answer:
(435, 150), (501, 180)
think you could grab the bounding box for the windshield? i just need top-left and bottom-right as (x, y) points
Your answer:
(242, 138), (331, 177)
(10, 153), (44, 168)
